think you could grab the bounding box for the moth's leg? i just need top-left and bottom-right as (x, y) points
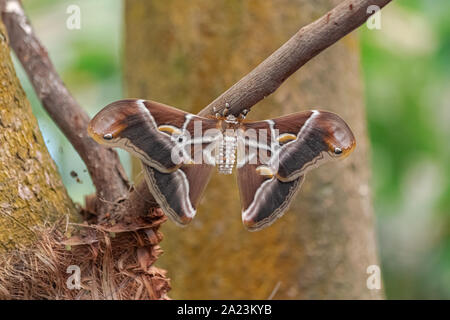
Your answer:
(239, 109), (249, 120)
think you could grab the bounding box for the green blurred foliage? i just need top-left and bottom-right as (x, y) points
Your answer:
(362, 0), (450, 298)
(16, 0), (130, 204)
(12, 0), (450, 299)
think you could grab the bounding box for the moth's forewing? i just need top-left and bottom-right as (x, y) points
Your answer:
(273, 111), (356, 181)
(88, 99), (187, 172)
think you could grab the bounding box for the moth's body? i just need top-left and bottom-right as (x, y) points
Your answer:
(89, 99), (355, 231)
(156, 111), (244, 175)
(216, 123), (237, 175)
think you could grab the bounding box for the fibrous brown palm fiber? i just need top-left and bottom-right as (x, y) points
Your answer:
(0, 204), (170, 300)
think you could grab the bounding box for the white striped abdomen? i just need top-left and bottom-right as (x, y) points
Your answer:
(217, 130), (237, 174)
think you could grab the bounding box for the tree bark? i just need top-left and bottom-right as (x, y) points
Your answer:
(0, 0), (130, 217)
(0, 20), (77, 251)
(125, 0), (382, 299)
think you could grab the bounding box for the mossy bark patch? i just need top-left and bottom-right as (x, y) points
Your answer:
(0, 21), (77, 251)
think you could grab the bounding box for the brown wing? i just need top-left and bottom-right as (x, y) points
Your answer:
(237, 110), (355, 231)
(237, 162), (304, 232)
(88, 99), (219, 171)
(89, 99), (219, 225)
(143, 163), (213, 225)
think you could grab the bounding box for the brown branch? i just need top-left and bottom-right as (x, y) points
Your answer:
(0, 0), (129, 215)
(198, 0), (392, 117)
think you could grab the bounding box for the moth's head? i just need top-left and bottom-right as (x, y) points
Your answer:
(319, 111), (356, 159)
(88, 99), (144, 146)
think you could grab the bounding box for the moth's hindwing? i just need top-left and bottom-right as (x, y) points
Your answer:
(143, 163), (214, 225)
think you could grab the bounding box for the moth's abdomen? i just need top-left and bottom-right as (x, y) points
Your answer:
(217, 130), (237, 174)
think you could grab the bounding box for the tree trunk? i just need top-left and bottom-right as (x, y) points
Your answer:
(125, 0), (382, 299)
(0, 20), (77, 251)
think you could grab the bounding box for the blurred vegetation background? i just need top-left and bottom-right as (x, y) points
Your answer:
(13, 0), (449, 299)
(361, 0), (450, 299)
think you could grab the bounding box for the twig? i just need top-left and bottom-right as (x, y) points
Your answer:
(198, 0), (392, 117)
(0, 0), (129, 215)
